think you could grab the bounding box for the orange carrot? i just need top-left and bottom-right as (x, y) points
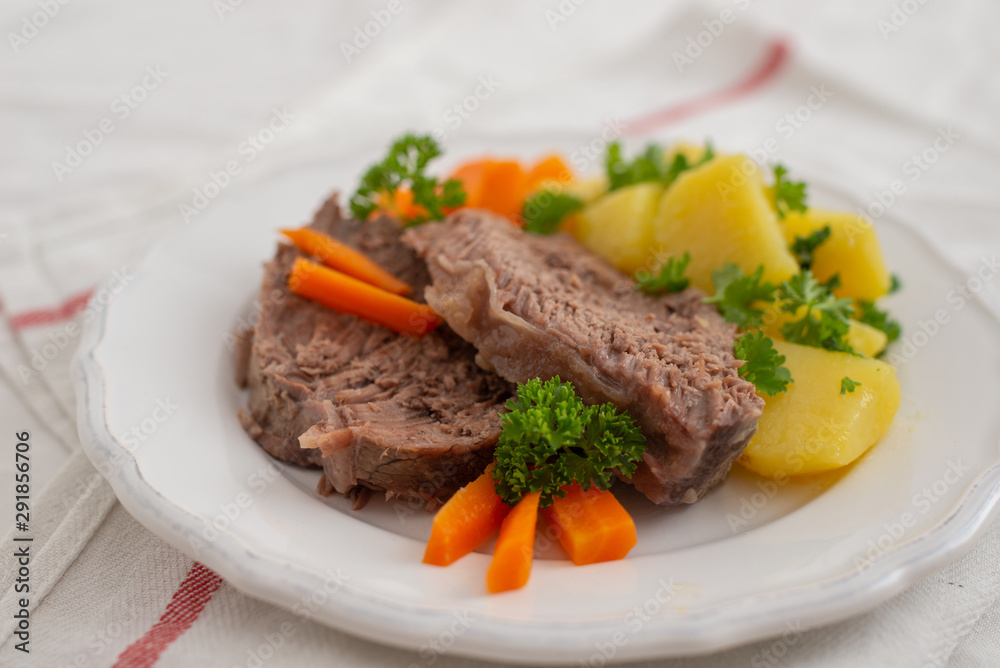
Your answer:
(486, 491), (540, 593)
(281, 227), (412, 295)
(449, 159), (492, 209)
(541, 484), (637, 565)
(478, 160), (528, 222)
(371, 188), (426, 221)
(526, 154), (573, 191)
(423, 463), (510, 566)
(288, 257), (441, 337)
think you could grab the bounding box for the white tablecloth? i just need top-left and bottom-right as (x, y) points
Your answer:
(1, 1), (998, 665)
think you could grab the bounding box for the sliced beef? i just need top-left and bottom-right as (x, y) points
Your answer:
(404, 210), (763, 506)
(238, 196), (512, 505)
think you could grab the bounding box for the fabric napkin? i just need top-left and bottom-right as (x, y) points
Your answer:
(1, 1), (998, 666)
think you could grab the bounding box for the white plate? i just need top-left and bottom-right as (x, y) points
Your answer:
(73, 161), (1000, 664)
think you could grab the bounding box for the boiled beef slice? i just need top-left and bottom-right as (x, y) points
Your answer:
(404, 210), (763, 506)
(238, 196), (512, 504)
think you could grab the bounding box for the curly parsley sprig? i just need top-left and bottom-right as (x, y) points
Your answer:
(735, 331), (792, 396)
(790, 225), (831, 269)
(492, 377), (646, 508)
(522, 190), (584, 235)
(772, 164), (808, 219)
(703, 263), (777, 329)
(840, 377), (862, 394)
(350, 133), (465, 226)
(635, 253), (691, 295)
(606, 141), (715, 191)
(777, 270), (855, 353)
(855, 299), (901, 347)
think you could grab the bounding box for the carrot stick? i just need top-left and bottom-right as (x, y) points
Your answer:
(486, 491), (540, 593)
(541, 484), (636, 565)
(423, 463), (510, 566)
(478, 160), (528, 222)
(526, 154), (573, 191)
(449, 159), (491, 209)
(288, 257), (441, 337)
(281, 227), (412, 295)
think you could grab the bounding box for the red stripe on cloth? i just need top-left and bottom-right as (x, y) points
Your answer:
(624, 38), (790, 135)
(112, 562), (224, 668)
(9, 288), (94, 331)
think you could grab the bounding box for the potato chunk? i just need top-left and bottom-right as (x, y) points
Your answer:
(575, 183), (664, 274)
(739, 340), (900, 477)
(783, 209), (892, 301)
(652, 155), (799, 293)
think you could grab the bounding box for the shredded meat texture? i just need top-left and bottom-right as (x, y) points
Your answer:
(404, 210), (763, 506)
(237, 196), (512, 505)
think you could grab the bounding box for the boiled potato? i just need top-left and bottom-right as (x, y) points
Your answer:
(760, 303), (888, 357)
(739, 340), (900, 477)
(783, 209), (891, 301)
(652, 155), (799, 293)
(575, 183), (664, 274)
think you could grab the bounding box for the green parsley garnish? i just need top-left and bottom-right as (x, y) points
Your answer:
(772, 164), (808, 219)
(889, 274), (902, 294)
(606, 141), (714, 191)
(703, 263), (777, 328)
(856, 300), (902, 345)
(840, 377), (862, 394)
(492, 377), (646, 508)
(635, 253), (691, 295)
(664, 142), (715, 185)
(790, 225), (831, 269)
(606, 143), (663, 191)
(522, 189), (583, 235)
(777, 271), (855, 352)
(734, 331), (791, 396)
(349, 133), (465, 226)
